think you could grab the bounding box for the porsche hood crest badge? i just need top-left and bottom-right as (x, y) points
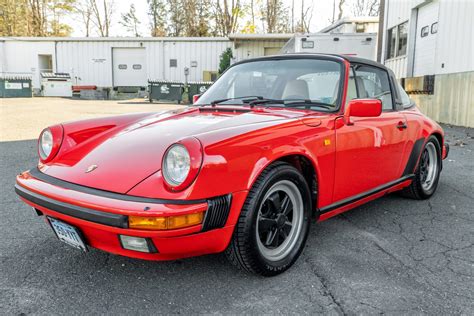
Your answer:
(85, 164), (98, 173)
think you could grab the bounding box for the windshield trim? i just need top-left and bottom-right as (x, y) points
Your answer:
(196, 54), (347, 113)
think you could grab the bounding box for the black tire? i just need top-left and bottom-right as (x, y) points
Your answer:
(400, 135), (442, 199)
(225, 162), (312, 276)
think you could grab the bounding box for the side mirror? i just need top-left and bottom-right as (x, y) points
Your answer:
(344, 99), (382, 124)
(192, 94), (202, 104)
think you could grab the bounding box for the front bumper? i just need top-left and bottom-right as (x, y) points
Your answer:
(15, 169), (247, 260)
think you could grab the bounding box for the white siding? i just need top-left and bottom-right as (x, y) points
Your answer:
(232, 40), (288, 62)
(55, 40), (230, 86)
(383, 0), (474, 78)
(1, 40), (55, 88)
(385, 56), (407, 78)
(434, 0), (474, 74)
(0, 41), (5, 73)
(159, 40), (230, 81)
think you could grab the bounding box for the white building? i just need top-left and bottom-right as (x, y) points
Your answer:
(0, 35), (292, 93)
(379, 0), (473, 127)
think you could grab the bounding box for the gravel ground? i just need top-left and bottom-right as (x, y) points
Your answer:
(0, 97), (182, 141)
(0, 99), (473, 314)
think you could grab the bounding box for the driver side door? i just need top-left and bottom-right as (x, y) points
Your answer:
(332, 64), (409, 202)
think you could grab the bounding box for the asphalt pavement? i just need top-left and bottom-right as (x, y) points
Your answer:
(1, 124), (473, 315)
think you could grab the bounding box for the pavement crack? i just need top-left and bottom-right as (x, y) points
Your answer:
(304, 257), (346, 315)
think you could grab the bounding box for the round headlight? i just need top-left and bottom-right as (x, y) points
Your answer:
(163, 144), (191, 186)
(39, 129), (53, 160)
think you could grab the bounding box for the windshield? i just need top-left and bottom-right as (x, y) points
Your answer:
(195, 58), (343, 111)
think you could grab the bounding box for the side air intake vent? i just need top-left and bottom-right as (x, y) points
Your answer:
(202, 194), (232, 232)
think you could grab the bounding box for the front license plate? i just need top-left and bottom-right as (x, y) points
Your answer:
(48, 217), (87, 252)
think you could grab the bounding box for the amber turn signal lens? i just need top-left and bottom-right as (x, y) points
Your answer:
(128, 212), (204, 230)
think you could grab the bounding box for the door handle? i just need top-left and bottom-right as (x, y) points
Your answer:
(397, 121), (408, 130)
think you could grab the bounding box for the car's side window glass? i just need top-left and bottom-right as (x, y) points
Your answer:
(298, 71), (340, 105)
(354, 65), (393, 111)
(345, 68), (358, 107)
(397, 81), (413, 108)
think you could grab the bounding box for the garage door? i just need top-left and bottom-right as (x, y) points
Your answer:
(112, 48), (146, 87)
(414, 1), (439, 76)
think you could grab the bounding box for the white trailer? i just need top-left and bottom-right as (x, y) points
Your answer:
(280, 33), (377, 60)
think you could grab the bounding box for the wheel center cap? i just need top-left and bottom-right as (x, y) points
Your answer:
(276, 215), (287, 227)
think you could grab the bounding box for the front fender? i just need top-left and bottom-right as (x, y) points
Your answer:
(128, 117), (336, 208)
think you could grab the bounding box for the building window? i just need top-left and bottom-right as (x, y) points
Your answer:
(302, 40), (314, 49)
(355, 23), (366, 33)
(170, 59), (177, 67)
(386, 28), (397, 59)
(118, 64), (127, 69)
(386, 21), (408, 59)
(397, 22), (408, 56)
(421, 26), (429, 37)
(431, 22), (438, 34)
(132, 64), (142, 70)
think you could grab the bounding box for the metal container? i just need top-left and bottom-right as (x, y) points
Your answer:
(149, 80), (184, 103)
(41, 72), (72, 97)
(0, 75), (32, 98)
(188, 81), (213, 103)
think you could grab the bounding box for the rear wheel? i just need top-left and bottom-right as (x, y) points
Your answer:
(401, 136), (441, 199)
(225, 162), (312, 276)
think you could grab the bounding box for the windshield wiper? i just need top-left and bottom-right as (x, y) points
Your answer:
(248, 98), (334, 110)
(285, 100), (334, 109)
(209, 96), (264, 106)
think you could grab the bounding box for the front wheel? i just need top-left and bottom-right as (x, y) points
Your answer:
(401, 136), (441, 199)
(225, 162), (312, 276)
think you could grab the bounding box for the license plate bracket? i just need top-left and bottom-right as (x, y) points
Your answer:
(47, 217), (88, 252)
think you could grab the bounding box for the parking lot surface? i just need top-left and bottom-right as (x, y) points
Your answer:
(0, 100), (473, 314)
(0, 97), (182, 141)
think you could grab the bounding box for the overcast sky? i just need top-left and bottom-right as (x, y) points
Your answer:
(67, 0), (359, 37)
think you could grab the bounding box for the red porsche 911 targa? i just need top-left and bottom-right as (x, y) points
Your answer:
(16, 54), (449, 276)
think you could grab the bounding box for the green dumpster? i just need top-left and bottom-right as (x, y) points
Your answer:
(0, 75), (32, 98)
(188, 81), (213, 104)
(148, 80), (184, 104)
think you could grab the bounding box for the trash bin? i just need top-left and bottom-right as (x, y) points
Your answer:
(148, 80), (184, 104)
(188, 81), (213, 104)
(0, 75), (32, 98)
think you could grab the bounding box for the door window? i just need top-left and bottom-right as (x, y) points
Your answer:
(354, 65), (393, 111)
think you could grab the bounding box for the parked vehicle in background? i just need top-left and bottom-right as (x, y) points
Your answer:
(281, 33), (377, 60)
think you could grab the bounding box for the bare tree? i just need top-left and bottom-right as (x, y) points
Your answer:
(213, 0), (243, 36)
(295, 0), (312, 33)
(147, 0), (167, 36)
(352, 0), (379, 17)
(183, 0), (212, 36)
(1, 0), (74, 36)
(120, 4), (140, 37)
(28, 0), (47, 36)
(263, 0), (289, 33)
(90, 0), (114, 37)
(291, 0), (294, 32)
(167, 0), (186, 36)
(337, 0), (345, 20)
(1, 0), (30, 36)
(75, 0), (94, 36)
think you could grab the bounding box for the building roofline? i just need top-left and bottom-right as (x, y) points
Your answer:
(0, 36), (230, 42)
(228, 33), (294, 41)
(319, 16), (379, 33)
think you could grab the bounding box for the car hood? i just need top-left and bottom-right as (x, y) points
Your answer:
(41, 107), (310, 194)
